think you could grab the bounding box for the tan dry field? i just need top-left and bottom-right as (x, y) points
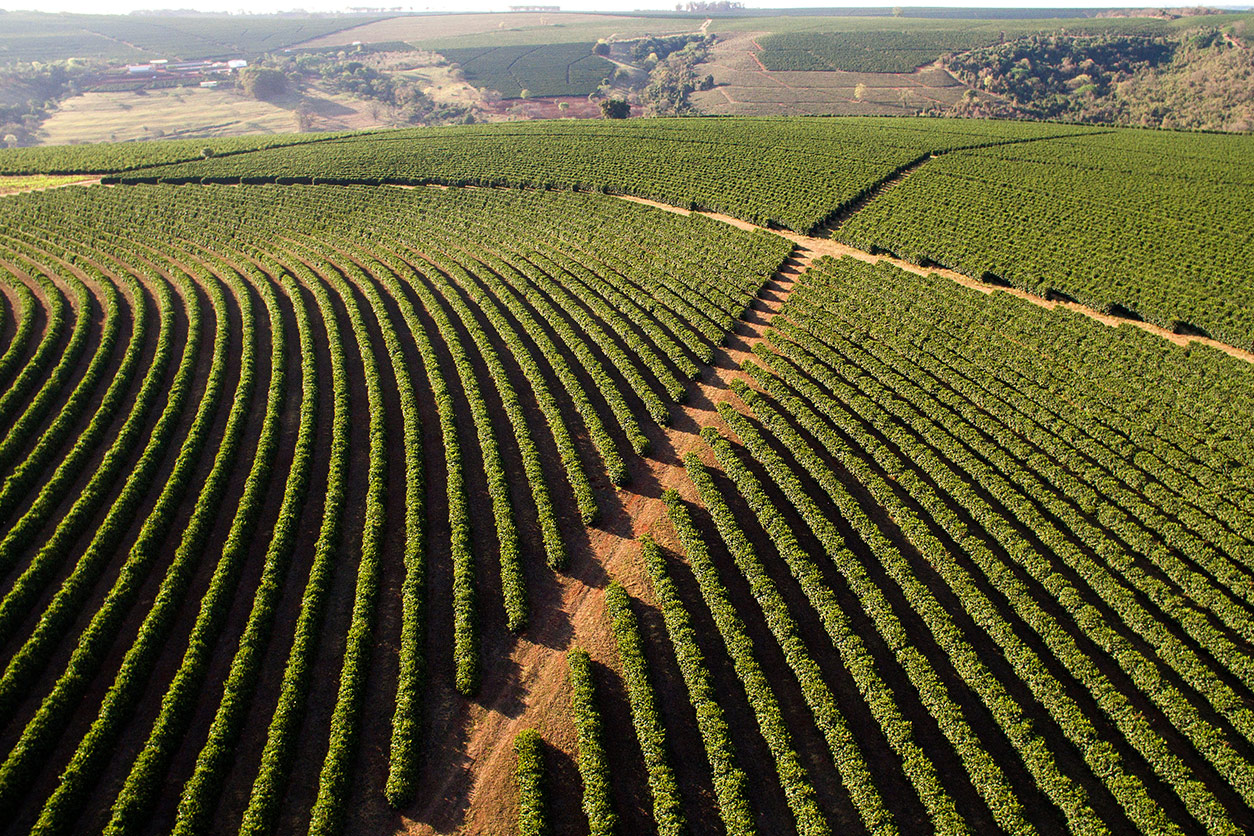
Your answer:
(37, 87), (382, 145)
(692, 31), (992, 117)
(361, 52), (484, 107)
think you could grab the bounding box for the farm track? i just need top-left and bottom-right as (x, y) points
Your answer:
(615, 195), (1254, 367)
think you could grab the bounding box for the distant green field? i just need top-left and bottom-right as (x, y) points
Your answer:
(6, 112), (1254, 345)
(439, 43), (614, 98)
(67, 114), (1254, 345)
(0, 130), (363, 176)
(713, 12), (1254, 37)
(758, 29), (1005, 73)
(0, 13), (150, 64)
(0, 11), (376, 63)
(752, 14), (1253, 72)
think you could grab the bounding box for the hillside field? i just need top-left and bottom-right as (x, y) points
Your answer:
(0, 116), (1252, 836)
(7, 9), (1254, 148)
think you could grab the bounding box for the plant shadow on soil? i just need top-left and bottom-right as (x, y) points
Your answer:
(389, 250), (804, 834)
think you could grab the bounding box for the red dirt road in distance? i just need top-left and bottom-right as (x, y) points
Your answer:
(749, 39), (772, 74)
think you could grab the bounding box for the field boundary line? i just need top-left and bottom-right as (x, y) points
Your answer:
(614, 194), (1254, 367)
(31, 172), (1254, 365)
(62, 171), (1254, 365)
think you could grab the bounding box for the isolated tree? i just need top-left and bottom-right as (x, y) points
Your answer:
(296, 106), (315, 132)
(854, 82), (868, 101)
(593, 40), (610, 56)
(557, 101), (570, 113)
(2, 134), (16, 148)
(599, 98), (630, 119)
(240, 67), (288, 101)
(201, 147), (215, 159)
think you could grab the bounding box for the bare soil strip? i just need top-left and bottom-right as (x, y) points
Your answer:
(616, 195), (1254, 366)
(0, 177), (102, 198)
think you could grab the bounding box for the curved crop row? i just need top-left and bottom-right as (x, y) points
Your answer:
(0, 244), (95, 478)
(399, 245), (566, 573)
(605, 581), (687, 836)
(404, 241), (600, 521)
(170, 268), (318, 836)
(0, 277), (36, 389)
(0, 180), (797, 831)
(567, 648), (617, 836)
(298, 241), (390, 836)
(0, 262), (222, 822)
(0, 235), (123, 517)
(639, 534), (759, 836)
(668, 471), (896, 836)
(103, 248), (287, 836)
(235, 252), (351, 836)
(31, 249), (261, 836)
(390, 248), (522, 661)
(0, 253), (69, 436)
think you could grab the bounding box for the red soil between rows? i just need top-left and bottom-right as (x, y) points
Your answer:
(4, 179), (1251, 834)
